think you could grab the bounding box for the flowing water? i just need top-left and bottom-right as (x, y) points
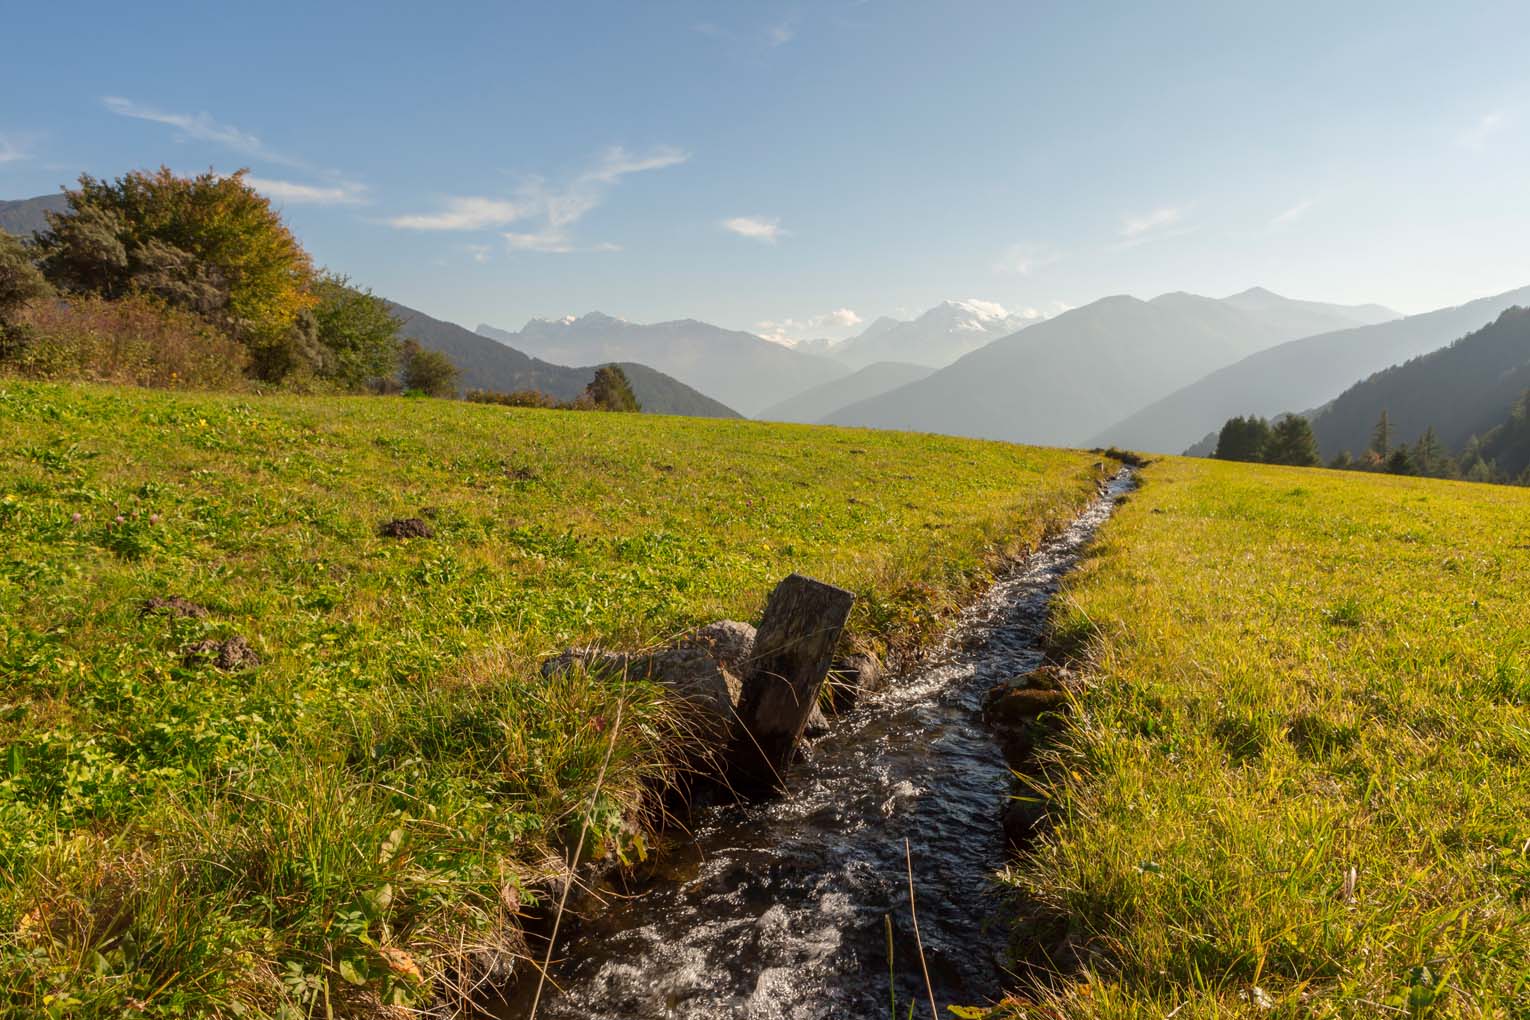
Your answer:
(510, 471), (1131, 1020)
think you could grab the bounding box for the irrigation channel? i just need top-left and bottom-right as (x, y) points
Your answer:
(510, 470), (1133, 1019)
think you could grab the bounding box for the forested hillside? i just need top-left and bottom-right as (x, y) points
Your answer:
(1309, 306), (1530, 458)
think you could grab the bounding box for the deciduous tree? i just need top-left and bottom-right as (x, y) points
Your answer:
(34, 168), (316, 379)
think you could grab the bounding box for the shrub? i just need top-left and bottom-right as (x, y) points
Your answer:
(583, 364), (641, 412)
(3, 294), (249, 390)
(309, 272), (402, 389)
(0, 231), (51, 324)
(465, 388), (561, 408)
(399, 339), (458, 396)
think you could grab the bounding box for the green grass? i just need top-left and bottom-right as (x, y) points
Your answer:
(0, 380), (1106, 1017)
(1004, 457), (1530, 1018)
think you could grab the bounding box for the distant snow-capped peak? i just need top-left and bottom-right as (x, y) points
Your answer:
(924, 299), (1044, 333)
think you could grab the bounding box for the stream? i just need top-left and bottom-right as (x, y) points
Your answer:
(508, 470), (1132, 1019)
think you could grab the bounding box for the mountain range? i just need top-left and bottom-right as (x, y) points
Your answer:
(820, 289), (1397, 447)
(477, 313), (846, 417)
(828, 299), (1044, 370)
(388, 303), (739, 417)
(1098, 284), (1530, 454)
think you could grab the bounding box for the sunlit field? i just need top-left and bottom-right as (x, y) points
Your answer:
(0, 380), (1106, 1017)
(1007, 457), (1530, 1017)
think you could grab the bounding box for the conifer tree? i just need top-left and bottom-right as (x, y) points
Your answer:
(1370, 410), (1393, 458)
(1414, 426), (1442, 476)
(1214, 415), (1271, 462)
(1264, 414), (1322, 466)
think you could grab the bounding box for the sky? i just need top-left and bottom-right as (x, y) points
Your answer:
(3, 1), (1529, 342)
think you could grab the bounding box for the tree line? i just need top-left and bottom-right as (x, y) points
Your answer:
(1213, 400), (1530, 485)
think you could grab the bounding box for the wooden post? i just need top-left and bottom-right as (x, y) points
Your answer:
(729, 573), (855, 794)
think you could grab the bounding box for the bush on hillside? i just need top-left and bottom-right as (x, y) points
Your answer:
(400, 339), (459, 396)
(583, 364), (641, 412)
(2, 294), (249, 390)
(465, 388), (561, 408)
(307, 272), (403, 389)
(0, 231), (51, 324)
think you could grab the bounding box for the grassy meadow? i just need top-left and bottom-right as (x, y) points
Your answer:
(0, 380), (1107, 1017)
(1008, 457), (1529, 1017)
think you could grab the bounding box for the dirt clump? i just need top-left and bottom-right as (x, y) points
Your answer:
(140, 596), (209, 619)
(379, 517), (434, 539)
(182, 636), (261, 670)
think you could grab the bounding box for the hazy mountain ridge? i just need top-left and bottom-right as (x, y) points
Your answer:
(1219, 286), (1398, 334)
(1094, 284), (1530, 454)
(390, 303), (739, 417)
(821, 288), (1368, 447)
(757, 361), (935, 424)
(477, 313), (846, 416)
(0, 193), (68, 237)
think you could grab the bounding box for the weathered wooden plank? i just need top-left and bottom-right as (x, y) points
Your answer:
(728, 573), (855, 793)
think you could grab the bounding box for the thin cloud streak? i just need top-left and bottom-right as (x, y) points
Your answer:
(722, 215), (785, 243)
(1270, 198), (1313, 229)
(994, 243), (1060, 275)
(582, 145), (689, 184)
(1459, 110), (1507, 150)
(389, 196), (532, 231)
(0, 135), (27, 164)
(102, 96), (303, 168)
(389, 145), (688, 254)
(247, 176), (368, 206)
(1120, 206), (1182, 239)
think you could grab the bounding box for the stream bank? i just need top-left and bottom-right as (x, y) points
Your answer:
(500, 470), (1132, 1019)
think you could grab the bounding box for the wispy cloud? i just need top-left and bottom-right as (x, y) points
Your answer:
(389, 196), (533, 231)
(503, 229), (620, 254)
(388, 145), (687, 254)
(1269, 198), (1313, 229)
(102, 96), (303, 168)
(1459, 110), (1507, 150)
(767, 18), (798, 46)
(466, 244), (492, 264)
(582, 145), (689, 184)
(994, 243), (1060, 275)
(694, 16), (799, 49)
(0, 135), (28, 164)
(722, 215), (785, 243)
(246, 176), (368, 206)
(756, 307), (862, 344)
(1115, 205), (1193, 249)
(1120, 206), (1181, 239)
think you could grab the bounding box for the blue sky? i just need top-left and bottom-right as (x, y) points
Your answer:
(3, 1), (1529, 340)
